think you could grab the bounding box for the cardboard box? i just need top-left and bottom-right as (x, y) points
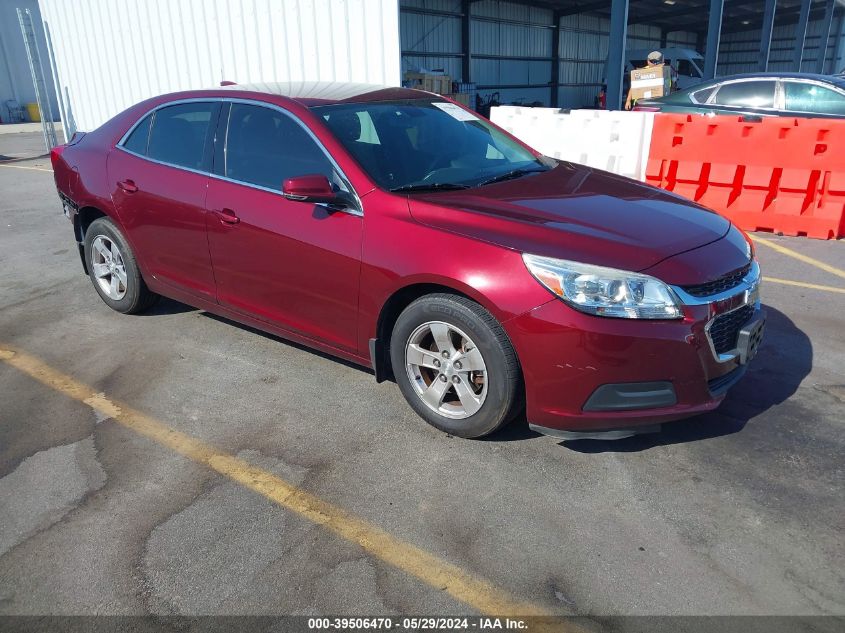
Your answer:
(404, 72), (452, 95)
(629, 64), (672, 102)
(448, 93), (472, 108)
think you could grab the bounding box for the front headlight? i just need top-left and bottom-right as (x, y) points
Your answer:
(522, 253), (682, 319)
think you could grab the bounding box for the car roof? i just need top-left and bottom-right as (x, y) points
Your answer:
(218, 80), (432, 106)
(710, 71), (845, 85)
(668, 72), (845, 96)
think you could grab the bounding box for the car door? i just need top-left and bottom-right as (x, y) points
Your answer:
(205, 101), (363, 354)
(109, 101), (220, 301)
(706, 79), (778, 117)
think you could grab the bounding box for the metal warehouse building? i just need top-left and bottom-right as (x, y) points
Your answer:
(401, 0), (845, 109)
(2, 0), (845, 138)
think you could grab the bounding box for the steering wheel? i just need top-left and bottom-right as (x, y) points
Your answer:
(419, 155), (453, 182)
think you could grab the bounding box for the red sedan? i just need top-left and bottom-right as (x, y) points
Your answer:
(50, 82), (764, 440)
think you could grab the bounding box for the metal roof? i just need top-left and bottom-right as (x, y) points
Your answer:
(501, 0), (844, 34)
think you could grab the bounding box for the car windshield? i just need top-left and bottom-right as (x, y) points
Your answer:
(314, 99), (551, 191)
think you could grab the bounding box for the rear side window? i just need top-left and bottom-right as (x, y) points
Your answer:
(783, 81), (845, 114)
(224, 103), (336, 191)
(712, 81), (776, 108)
(123, 114), (151, 155)
(147, 102), (216, 170)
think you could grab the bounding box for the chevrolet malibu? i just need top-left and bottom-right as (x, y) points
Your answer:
(50, 82), (765, 440)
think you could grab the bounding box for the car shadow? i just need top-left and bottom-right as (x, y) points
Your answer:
(554, 305), (812, 453)
(136, 299), (809, 450)
(132, 298), (369, 374)
(136, 297), (197, 316)
(0, 153), (50, 163)
(201, 311), (373, 374)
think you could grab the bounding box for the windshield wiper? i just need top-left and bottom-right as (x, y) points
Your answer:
(477, 167), (548, 187)
(390, 182), (470, 193)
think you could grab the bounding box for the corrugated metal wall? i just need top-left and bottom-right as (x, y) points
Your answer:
(0, 0), (59, 122)
(718, 15), (845, 75)
(39, 0), (401, 132)
(556, 12), (607, 108)
(400, 0), (698, 109)
(472, 0), (554, 106)
(401, 0), (463, 79)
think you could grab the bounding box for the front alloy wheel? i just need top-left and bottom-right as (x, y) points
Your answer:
(405, 321), (488, 419)
(391, 293), (522, 438)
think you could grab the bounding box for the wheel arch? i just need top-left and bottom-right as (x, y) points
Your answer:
(370, 280), (510, 383)
(73, 206), (109, 274)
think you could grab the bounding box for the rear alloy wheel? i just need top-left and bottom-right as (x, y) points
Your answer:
(391, 294), (522, 438)
(83, 217), (159, 314)
(90, 235), (128, 301)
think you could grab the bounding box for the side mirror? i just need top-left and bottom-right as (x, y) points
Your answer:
(282, 174), (343, 205)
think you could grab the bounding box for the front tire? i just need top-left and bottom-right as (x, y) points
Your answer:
(390, 294), (522, 438)
(83, 217), (159, 314)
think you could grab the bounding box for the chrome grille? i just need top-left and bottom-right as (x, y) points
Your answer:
(709, 305), (755, 355)
(682, 263), (751, 298)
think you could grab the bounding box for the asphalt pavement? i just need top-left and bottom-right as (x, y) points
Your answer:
(0, 131), (843, 630)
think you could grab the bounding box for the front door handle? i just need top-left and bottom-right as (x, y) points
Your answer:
(117, 179), (138, 193)
(213, 208), (240, 224)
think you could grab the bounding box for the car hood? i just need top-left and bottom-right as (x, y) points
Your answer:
(407, 162), (731, 274)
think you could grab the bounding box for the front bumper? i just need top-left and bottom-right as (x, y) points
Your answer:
(505, 277), (764, 435)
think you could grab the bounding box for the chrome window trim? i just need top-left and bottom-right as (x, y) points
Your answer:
(114, 96), (363, 217)
(117, 97), (216, 147)
(689, 86), (716, 105)
(115, 144), (211, 178)
(670, 260), (761, 363)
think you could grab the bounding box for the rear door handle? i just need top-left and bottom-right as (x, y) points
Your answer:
(213, 208), (240, 224)
(117, 179), (138, 193)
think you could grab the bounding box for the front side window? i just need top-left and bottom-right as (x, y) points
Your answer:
(783, 81), (845, 114)
(147, 102), (216, 170)
(712, 81), (776, 109)
(224, 103), (337, 191)
(315, 100), (549, 190)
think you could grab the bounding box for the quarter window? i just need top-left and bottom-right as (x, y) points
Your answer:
(225, 103), (337, 191)
(123, 114), (152, 155)
(783, 82), (845, 114)
(691, 86), (716, 104)
(712, 81), (776, 108)
(147, 102), (216, 170)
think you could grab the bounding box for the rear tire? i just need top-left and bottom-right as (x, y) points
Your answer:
(83, 217), (159, 314)
(390, 293), (522, 438)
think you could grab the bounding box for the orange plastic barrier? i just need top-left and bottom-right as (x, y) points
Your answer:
(645, 114), (845, 239)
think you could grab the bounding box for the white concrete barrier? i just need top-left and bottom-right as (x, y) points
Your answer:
(490, 106), (655, 182)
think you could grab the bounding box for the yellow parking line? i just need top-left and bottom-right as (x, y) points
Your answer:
(751, 235), (845, 280)
(0, 345), (571, 628)
(764, 277), (845, 294)
(0, 163), (52, 172)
